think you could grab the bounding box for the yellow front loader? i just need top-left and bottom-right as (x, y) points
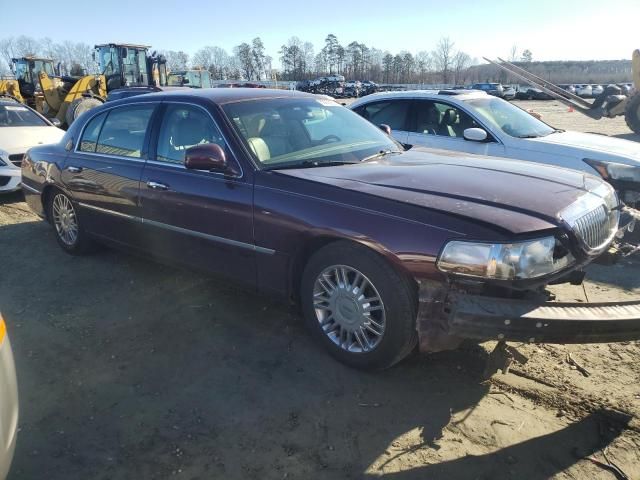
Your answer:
(0, 78), (24, 103)
(38, 72), (106, 127)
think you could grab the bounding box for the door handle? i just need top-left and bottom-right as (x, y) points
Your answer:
(146, 181), (169, 190)
(66, 166), (83, 173)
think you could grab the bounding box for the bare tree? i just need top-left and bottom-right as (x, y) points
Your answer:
(415, 51), (432, 84)
(0, 37), (16, 73)
(195, 46), (231, 79)
(160, 50), (189, 72)
(508, 45), (519, 62)
(14, 35), (40, 56)
(433, 37), (455, 83)
(453, 51), (471, 85)
(521, 49), (533, 63)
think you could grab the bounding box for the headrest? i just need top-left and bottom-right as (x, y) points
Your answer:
(442, 109), (458, 126)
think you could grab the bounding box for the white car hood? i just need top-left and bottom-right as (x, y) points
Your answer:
(0, 126), (65, 155)
(529, 131), (640, 162)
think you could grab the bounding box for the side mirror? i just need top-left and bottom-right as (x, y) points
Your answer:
(51, 118), (62, 128)
(463, 128), (488, 142)
(379, 124), (392, 135)
(184, 144), (237, 175)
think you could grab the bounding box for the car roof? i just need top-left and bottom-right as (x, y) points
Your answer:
(349, 89), (488, 107)
(0, 98), (22, 106)
(111, 87), (321, 106)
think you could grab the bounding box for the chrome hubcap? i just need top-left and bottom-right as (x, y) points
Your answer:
(313, 265), (386, 353)
(52, 194), (78, 246)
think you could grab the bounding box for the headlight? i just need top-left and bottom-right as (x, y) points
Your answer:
(437, 236), (574, 280)
(584, 159), (640, 183)
(0, 149), (8, 166)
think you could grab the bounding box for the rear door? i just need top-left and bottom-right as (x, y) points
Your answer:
(61, 103), (157, 247)
(407, 100), (506, 157)
(352, 100), (411, 144)
(138, 102), (256, 283)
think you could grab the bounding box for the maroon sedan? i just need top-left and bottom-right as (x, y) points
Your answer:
(20, 89), (640, 370)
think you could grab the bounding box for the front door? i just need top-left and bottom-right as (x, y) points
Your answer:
(407, 100), (505, 157)
(61, 103), (157, 247)
(138, 102), (255, 283)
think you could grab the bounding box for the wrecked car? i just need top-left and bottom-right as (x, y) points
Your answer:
(20, 89), (640, 370)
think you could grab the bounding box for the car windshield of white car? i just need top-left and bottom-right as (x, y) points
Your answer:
(465, 97), (555, 138)
(223, 97), (402, 169)
(0, 104), (49, 127)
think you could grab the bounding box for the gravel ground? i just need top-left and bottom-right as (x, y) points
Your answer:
(1, 100), (639, 480)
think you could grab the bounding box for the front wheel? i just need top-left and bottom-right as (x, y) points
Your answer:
(65, 97), (103, 127)
(301, 241), (417, 370)
(47, 190), (94, 254)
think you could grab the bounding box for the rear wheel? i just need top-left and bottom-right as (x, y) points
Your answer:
(301, 241), (417, 370)
(65, 97), (103, 127)
(47, 190), (94, 254)
(624, 92), (640, 135)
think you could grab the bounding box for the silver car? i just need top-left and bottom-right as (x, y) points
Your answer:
(0, 313), (17, 480)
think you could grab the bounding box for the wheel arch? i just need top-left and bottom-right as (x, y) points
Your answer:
(41, 183), (75, 222)
(288, 234), (418, 304)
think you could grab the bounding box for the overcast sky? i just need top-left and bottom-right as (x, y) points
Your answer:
(4, 0), (639, 62)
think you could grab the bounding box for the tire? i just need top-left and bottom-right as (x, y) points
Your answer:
(624, 92), (640, 135)
(47, 189), (94, 254)
(300, 241), (418, 370)
(65, 97), (103, 127)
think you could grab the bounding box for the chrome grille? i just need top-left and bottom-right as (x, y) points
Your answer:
(573, 205), (615, 251)
(8, 154), (23, 167)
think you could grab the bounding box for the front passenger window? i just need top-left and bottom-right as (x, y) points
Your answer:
(413, 102), (478, 138)
(156, 105), (226, 164)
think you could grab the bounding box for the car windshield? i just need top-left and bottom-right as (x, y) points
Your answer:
(0, 104), (48, 127)
(465, 97), (555, 138)
(223, 97), (402, 169)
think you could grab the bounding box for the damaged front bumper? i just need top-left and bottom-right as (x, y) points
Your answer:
(417, 285), (640, 352)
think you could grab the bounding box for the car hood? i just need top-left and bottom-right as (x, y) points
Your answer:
(0, 126), (65, 154)
(528, 131), (640, 162)
(276, 148), (604, 234)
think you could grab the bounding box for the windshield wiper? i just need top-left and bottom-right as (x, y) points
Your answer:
(265, 160), (360, 171)
(515, 134), (542, 139)
(362, 150), (403, 162)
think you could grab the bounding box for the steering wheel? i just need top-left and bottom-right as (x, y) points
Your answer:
(318, 134), (341, 144)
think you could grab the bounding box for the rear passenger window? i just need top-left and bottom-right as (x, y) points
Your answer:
(96, 105), (155, 158)
(355, 100), (410, 131)
(79, 112), (107, 153)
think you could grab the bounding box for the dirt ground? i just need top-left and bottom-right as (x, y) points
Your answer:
(1, 101), (640, 480)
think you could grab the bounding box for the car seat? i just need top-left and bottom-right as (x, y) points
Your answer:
(439, 109), (461, 137)
(415, 106), (440, 135)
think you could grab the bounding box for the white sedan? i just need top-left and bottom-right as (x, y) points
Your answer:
(0, 99), (64, 193)
(349, 90), (640, 205)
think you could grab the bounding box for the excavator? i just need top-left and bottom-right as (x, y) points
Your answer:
(35, 43), (168, 127)
(484, 49), (640, 134)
